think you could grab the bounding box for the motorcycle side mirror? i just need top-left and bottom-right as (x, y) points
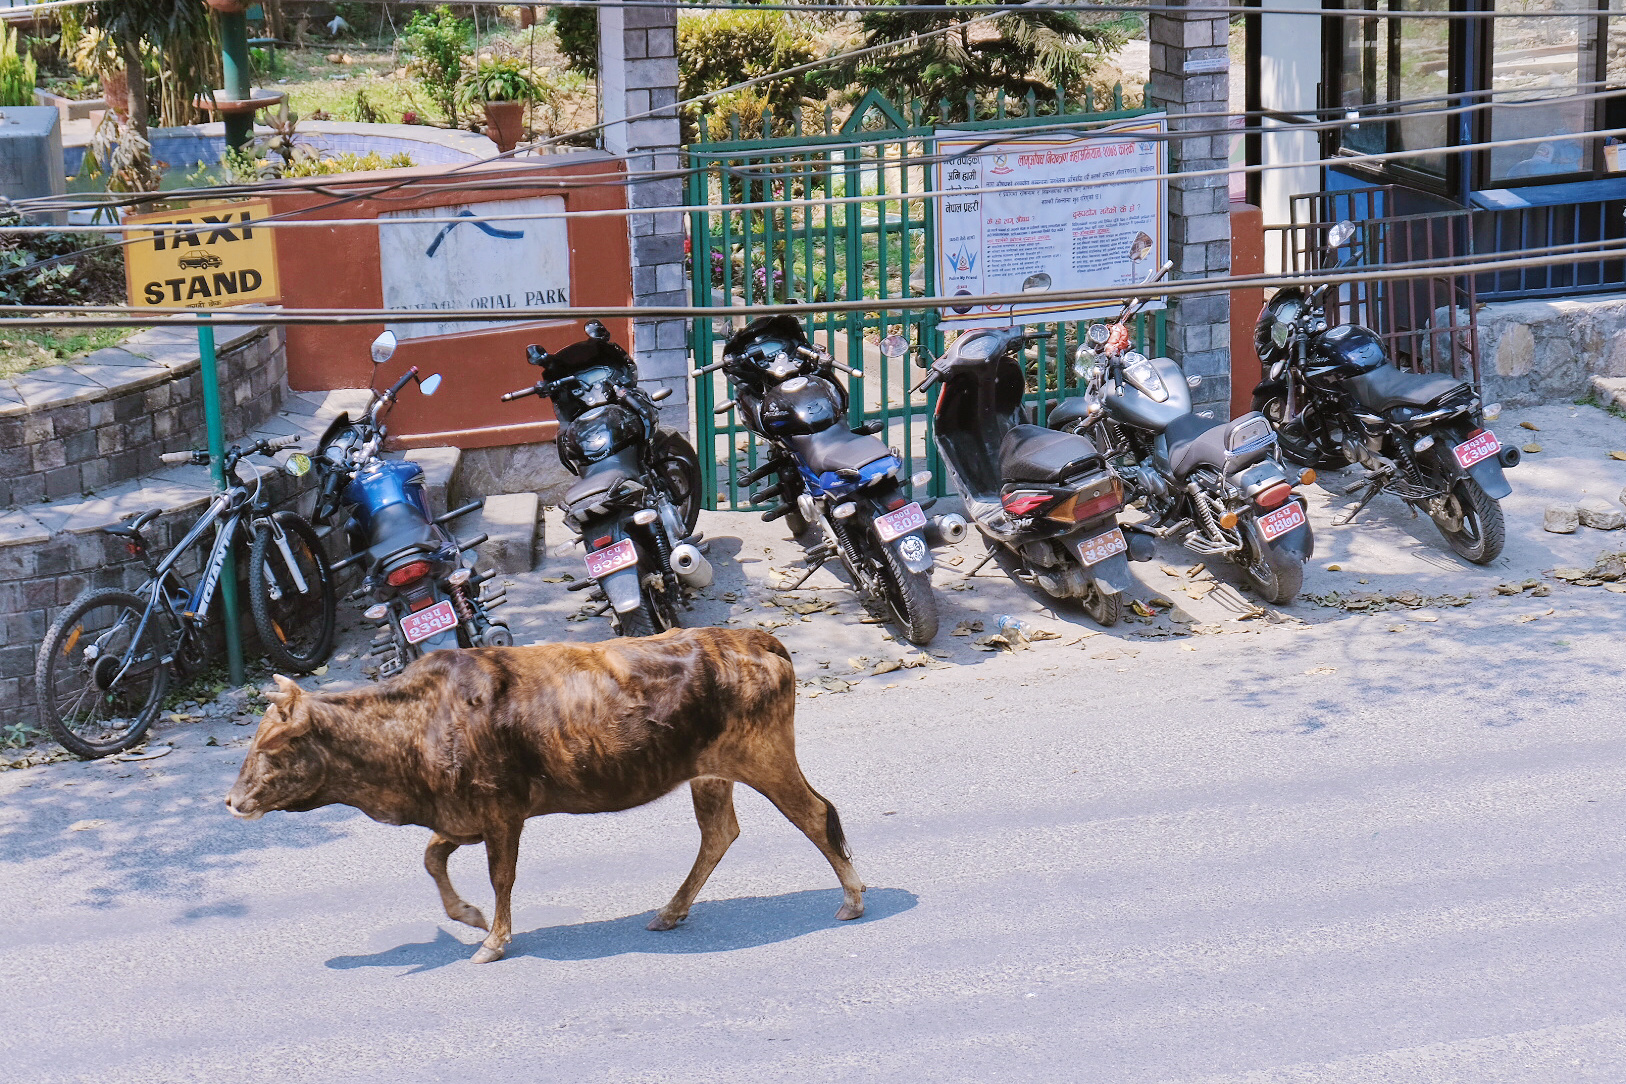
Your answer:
(585, 320), (610, 342)
(526, 344), (549, 367)
(1074, 344), (1093, 366)
(1327, 220), (1357, 248)
(419, 373), (443, 396)
(1127, 231), (1153, 263)
(370, 330), (398, 365)
(879, 334), (910, 359)
(1021, 272), (1052, 293)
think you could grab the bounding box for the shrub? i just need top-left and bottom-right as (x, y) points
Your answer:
(457, 56), (541, 106)
(399, 5), (472, 126)
(554, 6), (598, 76)
(0, 212), (122, 307)
(0, 24), (38, 107)
(679, 10), (819, 139)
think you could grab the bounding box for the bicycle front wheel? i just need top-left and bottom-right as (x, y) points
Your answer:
(35, 589), (170, 758)
(249, 513), (336, 674)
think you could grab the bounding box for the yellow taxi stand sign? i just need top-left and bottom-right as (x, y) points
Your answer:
(122, 198), (282, 309)
(121, 198), (285, 686)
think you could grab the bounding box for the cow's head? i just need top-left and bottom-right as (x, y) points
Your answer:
(226, 675), (328, 819)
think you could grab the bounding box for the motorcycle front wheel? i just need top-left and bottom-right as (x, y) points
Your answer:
(655, 429), (703, 539)
(1254, 391), (1337, 468)
(1431, 477), (1505, 565)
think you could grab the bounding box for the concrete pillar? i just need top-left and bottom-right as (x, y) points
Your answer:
(0, 107), (66, 224)
(1150, 0), (1233, 419)
(599, 2), (691, 435)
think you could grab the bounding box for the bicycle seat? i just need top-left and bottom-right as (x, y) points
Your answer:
(103, 508), (161, 538)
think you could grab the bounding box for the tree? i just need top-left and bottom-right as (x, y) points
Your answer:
(678, 10), (818, 140)
(90, 1), (211, 143)
(821, 0), (1127, 120)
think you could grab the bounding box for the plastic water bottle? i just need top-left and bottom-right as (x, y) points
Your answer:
(995, 615), (1031, 641)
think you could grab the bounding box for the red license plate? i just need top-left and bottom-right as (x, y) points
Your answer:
(1077, 527), (1128, 566)
(585, 538), (638, 578)
(401, 599), (458, 644)
(1453, 429), (1500, 469)
(1258, 501), (1306, 541)
(874, 502), (926, 543)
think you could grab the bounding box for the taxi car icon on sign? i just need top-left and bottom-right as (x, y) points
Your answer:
(177, 252), (222, 270)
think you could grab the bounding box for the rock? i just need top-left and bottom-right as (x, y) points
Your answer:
(1544, 505), (1580, 533)
(1578, 497), (1625, 530)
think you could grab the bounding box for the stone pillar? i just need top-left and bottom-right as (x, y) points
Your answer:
(599, 2), (691, 434)
(1150, 0), (1233, 419)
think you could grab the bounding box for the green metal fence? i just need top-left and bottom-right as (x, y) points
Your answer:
(685, 88), (1160, 511)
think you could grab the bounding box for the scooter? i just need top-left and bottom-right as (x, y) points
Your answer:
(1051, 256), (1314, 604)
(502, 320), (704, 637)
(315, 330), (509, 678)
(895, 322), (1152, 627)
(701, 315), (945, 644)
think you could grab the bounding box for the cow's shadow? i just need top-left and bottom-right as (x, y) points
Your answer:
(325, 887), (916, 975)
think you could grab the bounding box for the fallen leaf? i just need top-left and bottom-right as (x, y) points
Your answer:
(1519, 421), (1540, 431)
(116, 746), (171, 762)
(1130, 600), (1156, 619)
(1325, 564), (1342, 572)
(312, 665), (329, 676)
(1160, 564), (1183, 577)
(1388, 624), (1407, 632)
(205, 736), (219, 747)
(68, 820), (106, 832)
(1415, 613), (1439, 622)
(1606, 583), (1626, 593)
(952, 620), (984, 636)
(540, 574), (573, 583)
(1522, 443), (1542, 454)
(1025, 628), (1062, 641)
(930, 650), (951, 658)
(1304, 665), (1337, 675)
(1610, 451), (1626, 461)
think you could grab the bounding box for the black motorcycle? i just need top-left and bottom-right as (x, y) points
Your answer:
(699, 315), (942, 644)
(314, 330), (509, 679)
(1251, 220), (1516, 564)
(896, 327), (1149, 627)
(502, 321), (704, 637)
(1053, 259), (1314, 605)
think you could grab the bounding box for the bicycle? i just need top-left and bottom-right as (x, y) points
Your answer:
(33, 436), (337, 759)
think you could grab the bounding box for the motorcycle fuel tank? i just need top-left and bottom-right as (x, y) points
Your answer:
(760, 375), (844, 436)
(345, 459), (430, 533)
(1104, 356), (1192, 433)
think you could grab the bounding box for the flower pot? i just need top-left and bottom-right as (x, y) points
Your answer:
(484, 100), (525, 153)
(205, 0), (250, 13)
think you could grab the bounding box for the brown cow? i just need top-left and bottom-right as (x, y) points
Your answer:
(225, 627), (864, 963)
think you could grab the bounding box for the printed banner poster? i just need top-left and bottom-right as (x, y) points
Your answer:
(933, 116), (1167, 326)
(379, 195), (571, 341)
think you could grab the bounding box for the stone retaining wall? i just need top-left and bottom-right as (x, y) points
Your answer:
(0, 327), (285, 509)
(1432, 295), (1626, 407)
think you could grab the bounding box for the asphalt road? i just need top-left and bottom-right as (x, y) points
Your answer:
(3, 400), (1625, 1082)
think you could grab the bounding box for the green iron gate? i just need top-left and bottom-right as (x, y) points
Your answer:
(685, 88), (1161, 511)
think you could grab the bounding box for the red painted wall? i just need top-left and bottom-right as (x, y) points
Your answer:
(266, 155), (633, 449)
(1230, 201), (1265, 418)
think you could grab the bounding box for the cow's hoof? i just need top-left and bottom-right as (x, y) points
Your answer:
(647, 913), (684, 932)
(835, 901), (865, 921)
(471, 943), (506, 964)
(453, 904), (489, 932)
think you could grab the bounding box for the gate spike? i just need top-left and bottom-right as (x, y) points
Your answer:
(996, 89), (1006, 118)
(1085, 86), (1094, 112)
(965, 89), (977, 122)
(1025, 89), (1036, 117)
(1113, 82), (1124, 110)
(938, 97), (951, 125)
(824, 104), (833, 135)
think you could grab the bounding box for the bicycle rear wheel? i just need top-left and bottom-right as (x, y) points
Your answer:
(35, 589), (170, 758)
(249, 514), (336, 674)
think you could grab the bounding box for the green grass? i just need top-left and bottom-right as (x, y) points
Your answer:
(0, 325), (133, 380)
(1576, 392), (1626, 421)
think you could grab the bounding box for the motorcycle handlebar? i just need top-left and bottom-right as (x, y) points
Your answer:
(501, 384), (541, 402)
(692, 358), (727, 376)
(385, 366), (419, 399)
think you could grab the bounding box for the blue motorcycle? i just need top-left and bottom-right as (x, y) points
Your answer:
(699, 315), (943, 644)
(314, 331), (508, 678)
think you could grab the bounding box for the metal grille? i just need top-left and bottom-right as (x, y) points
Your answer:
(685, 88), (1159, 511)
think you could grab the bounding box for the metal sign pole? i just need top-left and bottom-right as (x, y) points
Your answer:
(197, 314), (246, 686)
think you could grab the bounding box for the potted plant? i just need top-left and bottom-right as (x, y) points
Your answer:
(457, 57), (539, 152)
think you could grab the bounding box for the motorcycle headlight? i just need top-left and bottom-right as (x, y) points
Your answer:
(577, 422), (613, 455)
(1121, 353), (1169, 403)
(1270, 319), (1292, 349)
(955, 333), (996, 360)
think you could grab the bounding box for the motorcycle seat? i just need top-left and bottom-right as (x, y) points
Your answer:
(787, 427), (890, 477)
(366, 501), (440, 560)
(998, 424), (1101, 483)
(1343, 364), (1467, 413)
(1046, 396), (1091, 432)
(1162, 412), (1275, 477)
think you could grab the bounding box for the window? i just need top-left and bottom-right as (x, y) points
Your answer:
(1487, 0), (1599, 183)
(1336, 0), (1453, 181)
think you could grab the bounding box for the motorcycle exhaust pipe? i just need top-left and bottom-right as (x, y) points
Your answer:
(669, 543), (714, 588)
(926, 513), (968, 547)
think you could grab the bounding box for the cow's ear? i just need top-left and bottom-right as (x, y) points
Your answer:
(266, 674), (303, 711)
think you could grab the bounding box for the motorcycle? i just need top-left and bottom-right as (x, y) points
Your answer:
(699, 315), (943, 644)
(896, 320), (1150, 627)
(501, 320), (704, 637)
(1251, 219), (1516, 564)
(315, 330), (510, 678)
(1050, 255), (1315, 605)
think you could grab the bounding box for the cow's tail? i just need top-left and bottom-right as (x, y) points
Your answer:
(807, 782), (851, 860)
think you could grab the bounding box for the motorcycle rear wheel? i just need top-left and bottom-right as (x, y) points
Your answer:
(1081, 584), (1124, 627)
(1432, 477), (1505, 565)
(875, 536), (939, 645)
(1243, 538), (1305, 605)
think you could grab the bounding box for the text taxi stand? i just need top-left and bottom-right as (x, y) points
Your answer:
(123, 199), (283, 683)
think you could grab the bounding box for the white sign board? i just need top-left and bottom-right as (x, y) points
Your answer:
(934, 116), (1166, 326)
(378, 195), (571, 341)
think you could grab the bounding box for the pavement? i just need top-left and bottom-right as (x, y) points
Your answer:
(1, 401), (1624, 1082)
